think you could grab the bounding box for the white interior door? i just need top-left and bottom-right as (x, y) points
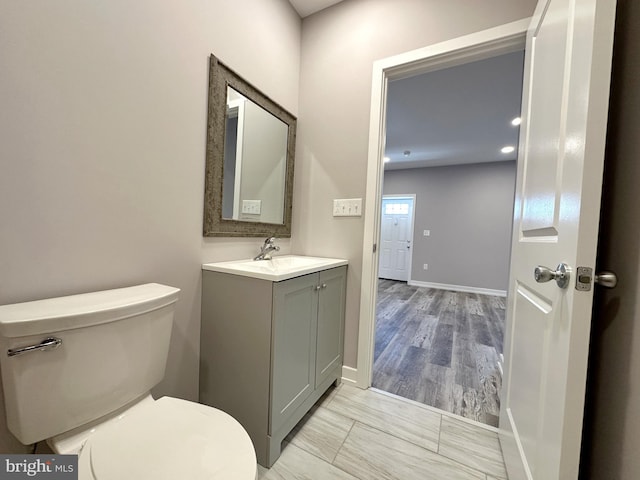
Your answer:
(378, 196), (414, 281)
(499, 1), (616, 479)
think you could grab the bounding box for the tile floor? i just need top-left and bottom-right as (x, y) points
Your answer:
(258, 383), (508, 480)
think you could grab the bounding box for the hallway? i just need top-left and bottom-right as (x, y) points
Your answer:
(373, 280), (505, 426)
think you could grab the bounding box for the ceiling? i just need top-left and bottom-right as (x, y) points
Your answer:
(384, 50), (525, 170)
(286, 1), (525, 170)
(288, 0), (344, 17)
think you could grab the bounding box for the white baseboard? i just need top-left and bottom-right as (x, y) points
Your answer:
(341, 366), (358, 385)
(407, 280), (507, 297)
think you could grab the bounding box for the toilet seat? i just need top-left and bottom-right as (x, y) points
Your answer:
(77, 397), (256, 480)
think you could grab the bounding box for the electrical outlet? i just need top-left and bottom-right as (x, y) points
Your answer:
(423, 230), (430, 236)
(423, 264), (428, 270)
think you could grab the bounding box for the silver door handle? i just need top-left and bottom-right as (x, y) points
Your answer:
(534, 263), (570, 289)
(595, 271), (618, 288)
(7, 337), (62, 357)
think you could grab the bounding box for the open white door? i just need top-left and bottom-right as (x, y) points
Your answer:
(499, 0), (616, 479)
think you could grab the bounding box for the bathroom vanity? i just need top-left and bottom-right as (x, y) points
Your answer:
(200, 256), (347, 467)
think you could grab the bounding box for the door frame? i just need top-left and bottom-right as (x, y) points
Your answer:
(226, 97), (246, 219)
(356, 19), (530, 389)
(379, 194), (416, 282)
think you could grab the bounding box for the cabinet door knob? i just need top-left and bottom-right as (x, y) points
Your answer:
(321, 283), (327, 289)
(315, 285), (321, 290)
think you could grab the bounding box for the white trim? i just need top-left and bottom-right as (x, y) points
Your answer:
(227, 98), (246, 220)
(357, 18), (530, 389)
(407, 280), (507, 297)
(341, 366), (358, 385)
(507, 407), (534, 480)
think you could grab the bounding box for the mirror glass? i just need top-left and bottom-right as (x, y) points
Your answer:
(222, 87), (288, 224)
(203, 55), (296, 237)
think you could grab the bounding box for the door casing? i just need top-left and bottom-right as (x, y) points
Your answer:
(357, 19), (529, 389)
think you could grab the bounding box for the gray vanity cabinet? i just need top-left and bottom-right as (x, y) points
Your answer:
(314, 267), (346, 388)
(200, 265), (346, 468)
(270, 273), (318, 434)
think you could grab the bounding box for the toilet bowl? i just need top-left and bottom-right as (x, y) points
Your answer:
(0, 283), (257, 480)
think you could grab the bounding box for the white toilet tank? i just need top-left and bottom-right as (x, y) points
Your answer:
(0, 283), (180, 445)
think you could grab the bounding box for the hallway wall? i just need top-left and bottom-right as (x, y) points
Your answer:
(294, 0), (537, 367)
(383, 161), (516, 292)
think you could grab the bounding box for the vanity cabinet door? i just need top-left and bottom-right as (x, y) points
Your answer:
(315, 266), (346, 388)
(270, 273), (318, 434)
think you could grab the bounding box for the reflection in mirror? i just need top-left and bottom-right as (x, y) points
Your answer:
(222, 87), (288, 224)
(203, 54), (296, 237)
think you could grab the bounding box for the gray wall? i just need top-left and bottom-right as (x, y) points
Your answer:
(383, 161), (516, 292)
(0, 0), (300, 453)
(582, 0), (640, 477)
(293, 0), (537, 367)
(0, 0), (539, 453)
(239, 101), (287, 223)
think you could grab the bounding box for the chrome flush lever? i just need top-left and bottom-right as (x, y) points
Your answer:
(7, 337), (62, 357)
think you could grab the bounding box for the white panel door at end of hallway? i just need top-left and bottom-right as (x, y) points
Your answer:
(499, 0), (616, 480)
(378, 196), (415, 282)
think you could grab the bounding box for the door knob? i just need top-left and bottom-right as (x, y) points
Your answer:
(595, 271), (618, 288)
(575, 267), (618, 291)
(534, 263), (570, 289)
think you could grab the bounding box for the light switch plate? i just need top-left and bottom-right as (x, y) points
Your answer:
(242, 199), (261, 214)
(333, 198), (362, 217)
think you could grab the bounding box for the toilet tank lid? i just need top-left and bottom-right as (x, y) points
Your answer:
(0, 283), (180, 338)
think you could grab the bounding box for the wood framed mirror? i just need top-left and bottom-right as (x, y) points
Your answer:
(203, 54), (296, 237)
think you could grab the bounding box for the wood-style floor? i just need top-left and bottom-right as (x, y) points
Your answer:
(372, 280), (505, 427)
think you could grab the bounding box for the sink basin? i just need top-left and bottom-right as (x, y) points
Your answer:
(202, 255), (348, 281)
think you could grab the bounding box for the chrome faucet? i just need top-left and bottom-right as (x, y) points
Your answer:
(253, 236), (280, 261)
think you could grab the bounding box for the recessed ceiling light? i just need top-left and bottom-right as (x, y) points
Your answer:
(383, 157), (390, 163)
(501, 146), (515, 154)
(511, 117), (522, 126)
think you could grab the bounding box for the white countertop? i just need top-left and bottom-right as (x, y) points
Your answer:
(202, 255), (348, 282)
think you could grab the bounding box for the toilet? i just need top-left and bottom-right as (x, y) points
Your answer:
(0, 283), (257, 480)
